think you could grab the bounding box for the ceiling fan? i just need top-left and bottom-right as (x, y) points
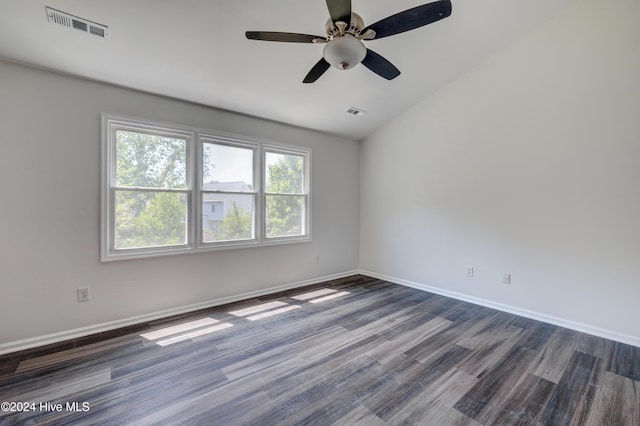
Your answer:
(246, 0), (452, 83)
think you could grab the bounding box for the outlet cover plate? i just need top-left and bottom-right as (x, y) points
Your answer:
(77, 287), (90, 302)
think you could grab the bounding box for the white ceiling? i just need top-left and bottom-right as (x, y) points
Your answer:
(0, 0), (576, 140)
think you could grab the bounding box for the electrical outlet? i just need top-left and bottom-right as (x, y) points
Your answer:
(465, 266), (474, 278)
(77, 287), (90, 302)
(503, 274), (511, 284)
(315, 256), (320, 264)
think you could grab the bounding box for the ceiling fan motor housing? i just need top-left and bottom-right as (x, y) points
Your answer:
(324, 12), (365, 40)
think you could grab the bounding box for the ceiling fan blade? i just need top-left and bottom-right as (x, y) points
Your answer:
(363, 0), (452, 40)
(326, 0), (351, 24)
(303, 58), (331, 83)
(246, 31), (326, 43)
(361, 49), (401, 80)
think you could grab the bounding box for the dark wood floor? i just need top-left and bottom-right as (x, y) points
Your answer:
(1, 275), (638, 425)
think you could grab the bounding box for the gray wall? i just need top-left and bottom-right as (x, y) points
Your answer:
(360, 0), (640, 344)
(0, 60), (360, 349)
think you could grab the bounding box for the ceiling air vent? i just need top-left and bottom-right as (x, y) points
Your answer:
(346, 107), (367, 117)
(46, 7), (109, 39)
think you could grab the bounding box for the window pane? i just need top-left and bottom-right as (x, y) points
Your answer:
(203, 143), (253, 190)
(115, 191), (188, 249)
(116, 131), (187, 189)
(266, 195), (304, 238)
(265, 152), (303, 194)
(202, 194), (254, 242)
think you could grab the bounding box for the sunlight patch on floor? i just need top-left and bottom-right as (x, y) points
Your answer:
(291, 288), (338, 300)
(224, 288), (351, 323)
(229, 301), (289, 317)
(140, 318), (219, 341)
(309, 291), (350, 304)
(246, 305), (301, 321)
(292, 288), (350, 304)
(156, 323), (234, 346)
(140, 317), (233, 346)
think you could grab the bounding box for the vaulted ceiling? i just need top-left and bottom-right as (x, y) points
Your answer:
(0, 0), (576, 140)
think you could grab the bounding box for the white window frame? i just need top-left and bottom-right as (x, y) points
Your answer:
(198, 135), (260, 249)
(101, 114), (311, 262)
(263, 145), (311, 241)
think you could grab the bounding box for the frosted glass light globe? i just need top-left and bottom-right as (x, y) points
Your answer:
(323, 35), (366, 70)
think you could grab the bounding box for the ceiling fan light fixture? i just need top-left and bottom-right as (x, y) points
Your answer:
(322, 35), (366, 70)
(245, 0), (452, 82)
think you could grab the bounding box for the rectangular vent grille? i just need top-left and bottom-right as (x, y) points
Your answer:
(90, 26), (105, 38)
(46, 7), (109, 39)
(346, 107), (367, 117)
(72, 20), (87, 32)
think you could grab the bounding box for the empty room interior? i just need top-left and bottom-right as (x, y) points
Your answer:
(1, 0), (639, 424)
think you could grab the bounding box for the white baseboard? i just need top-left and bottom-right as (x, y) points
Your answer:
(5, 269), (637, 355)
(360, 269), (640, 349)
(0, 270), (360, 355)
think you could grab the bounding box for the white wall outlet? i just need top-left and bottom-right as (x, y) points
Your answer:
(503, 273), (511, 284)
(315, 256), (320, 264)
(465, 266), (474, 278)
(77, 287), (90, 302)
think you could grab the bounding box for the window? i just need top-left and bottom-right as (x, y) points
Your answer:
(265, 150), (307, 238)
(101, 115), (310, 261)
(200, 139), (256, 243)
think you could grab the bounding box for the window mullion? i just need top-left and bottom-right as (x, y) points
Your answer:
(112, 187), (189, 193)
(195, 135), (203, 248)
(256, 145), (263, 243)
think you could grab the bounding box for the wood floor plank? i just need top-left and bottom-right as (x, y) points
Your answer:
(14, 335), (140, 374)
(1, 275), (638, 425)
(404, 318), (487, 364)
(539, 350), (602, 425)
(332, 404), (385, 426)
(527, 329), (581, 384)
(452, 344), (538, 423)
(488, 373), (555, 425)
(366, 345), (473, 421)
(456, 314), (528, 379)
(387, 368), (481, 425)
(584, 371), (640, 426)
(255, 355), (386, 425)
(262, 333), (387, 400)
(515, 321), (557, 352)
(341, 300), (435, 340)
(10, 369), (112, 404)
(606, 341), (640, 381)
(572, 329), (615, 360)
(366, 316), (453, 366)
(279, 356), (394, 426)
